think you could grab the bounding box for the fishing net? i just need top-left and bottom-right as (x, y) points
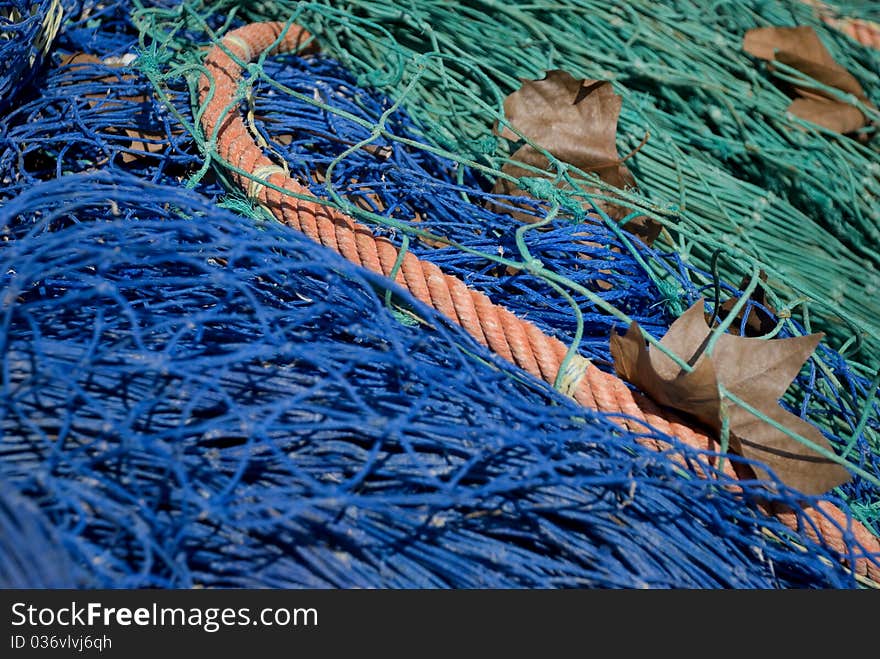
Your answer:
(1, 0), (879, 588)
(0, 0), (63, 110)
(0, 486), (87, 588)
(2, 170), (873, 588)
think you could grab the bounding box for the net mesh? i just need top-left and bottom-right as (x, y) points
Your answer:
(1, 170), (872, 588)
(1, 0), (879, 587)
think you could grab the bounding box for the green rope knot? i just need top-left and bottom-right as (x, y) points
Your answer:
(463, 135), (498, 155)
(523, 257), (544, 274)
(133, 46), (162, 77)
(234, 76), (251, 100)
(517, 177), (586, 221)
(517, 176), (556, 198)
(655, 279), (685, 317)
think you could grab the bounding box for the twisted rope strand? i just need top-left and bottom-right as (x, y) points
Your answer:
(198, 21), (879, 582)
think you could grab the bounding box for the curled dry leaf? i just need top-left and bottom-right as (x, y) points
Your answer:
(743, 26), (874, 135)
(493, 70), (659, 244)
(610, 299), (850, 495)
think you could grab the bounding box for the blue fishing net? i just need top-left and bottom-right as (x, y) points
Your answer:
(0, 170), (868, 588)
(0, 0), (63, 112)
(0, 486), (87, 588)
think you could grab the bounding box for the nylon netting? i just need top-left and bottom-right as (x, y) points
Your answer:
(1, 0), (879, 588)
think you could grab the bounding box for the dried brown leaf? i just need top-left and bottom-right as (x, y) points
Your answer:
(120, 129), (167, 163)
(59, 52), (104, 67)
(787, 97), (867, 134)
(56, 52), (177, 163)
(492, 70), (658, 243)
(742, 26), (873, 135)
(496, 72), (627, 176)
(709, 271), (777, 337)
(774, 50), (866, 100)
(610, 299), (850, 494)
(743, 26), (837, 68)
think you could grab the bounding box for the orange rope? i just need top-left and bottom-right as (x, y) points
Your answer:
(198, 21), (880, 582)
(802, 1), (880, 49)
(835, 18), (880, 49)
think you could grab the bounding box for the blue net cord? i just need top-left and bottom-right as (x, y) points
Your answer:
(0, 0), (63, 112)
(0, 170), (873, 588)
(0, 486), (87, 588)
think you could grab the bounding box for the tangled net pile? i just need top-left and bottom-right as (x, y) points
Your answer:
(1, 0), (879, 588)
